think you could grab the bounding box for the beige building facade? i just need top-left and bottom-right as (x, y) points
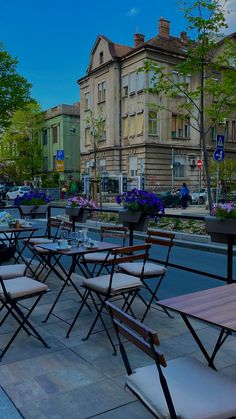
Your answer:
(79, 18), (236, 194)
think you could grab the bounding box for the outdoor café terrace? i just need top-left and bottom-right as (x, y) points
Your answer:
(0, 204), (236, 418)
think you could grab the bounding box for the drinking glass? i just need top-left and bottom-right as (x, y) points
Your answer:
(70, 231), (78, 248)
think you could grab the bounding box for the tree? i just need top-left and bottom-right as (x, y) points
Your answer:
(141, 0), (236, 210)
(0, 44), (32, 129)
(0, 102), (43, 182)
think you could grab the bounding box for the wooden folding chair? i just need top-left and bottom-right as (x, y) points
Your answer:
(118, 230), (175, 321)
(0, 274), (49, 360)
(107, 301), (236, 419)
(81, 226), (129, 276)
(66, 243), (151, 353)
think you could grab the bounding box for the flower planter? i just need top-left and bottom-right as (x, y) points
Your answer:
(66, 207), (89, 223)
(19, 205), (48, 219)
(205, 216), (236, 244)
(119, 211), (149, 232)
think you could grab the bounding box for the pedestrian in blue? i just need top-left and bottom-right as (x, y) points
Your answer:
(180, 182), (189, 209)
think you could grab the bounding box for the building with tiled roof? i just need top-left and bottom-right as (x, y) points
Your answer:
(78, 18), (236, 196)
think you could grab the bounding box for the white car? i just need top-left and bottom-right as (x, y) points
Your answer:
(6, 186), (31, 200)
(191, 188), (207, 204)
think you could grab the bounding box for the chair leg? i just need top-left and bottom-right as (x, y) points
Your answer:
(66, 289), (90, 338)
(0, 295), (49, 361)
(140, 276), (173, 322)
(82, 292), (117, 355)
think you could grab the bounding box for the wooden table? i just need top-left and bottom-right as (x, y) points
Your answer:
(37, 241), (120, 322)
(157, 284), (236, 369)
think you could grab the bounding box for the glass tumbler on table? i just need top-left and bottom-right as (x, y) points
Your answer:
(70, 231), (78, 248)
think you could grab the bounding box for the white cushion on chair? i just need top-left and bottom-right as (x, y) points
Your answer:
(83, 252), (113, 263)
(0, 264), (26, 279)
(25, 238), (53, 245)
(0, 276), (48, 300)
(127, 357), (236, 419)
(82, 273), (142, 293)
(119, 262), (166, 277)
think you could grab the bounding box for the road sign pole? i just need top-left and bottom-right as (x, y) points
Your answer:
(216, 164), (220, 203)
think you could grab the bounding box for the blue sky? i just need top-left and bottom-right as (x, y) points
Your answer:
(0, 0), (235, 111)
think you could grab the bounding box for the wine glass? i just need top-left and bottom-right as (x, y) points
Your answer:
(70, 231), (78, 248)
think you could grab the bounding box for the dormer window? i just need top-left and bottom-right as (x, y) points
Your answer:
(99, 51), (104, 64)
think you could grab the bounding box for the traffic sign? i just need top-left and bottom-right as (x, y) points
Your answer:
(57, 150), (64, 160)
(56, 160), (64, 172)
(213, 148), (225, 162)
(196, 159), (203, 169)
(216, 135), (225, 148)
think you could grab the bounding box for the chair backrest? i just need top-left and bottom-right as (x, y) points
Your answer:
(146, 230), (175, 267)
(60, 221), (72, 234)
(106, 301), (177, 418)
(100, 226), (129, 246)
(46, 218), (62, 239)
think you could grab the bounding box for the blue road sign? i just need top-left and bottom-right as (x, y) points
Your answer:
(213, 148), (225, 161)
(216, 135), (225, 148)
(57, 150), (64, 160)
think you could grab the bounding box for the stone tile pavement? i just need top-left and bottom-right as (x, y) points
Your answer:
(0, 264), (236, 418)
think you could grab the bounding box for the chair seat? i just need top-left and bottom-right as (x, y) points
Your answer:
(34, 246), (50, 254)
(24, 237), (54, 245)
(127, 357), (236, 419)
(0, 264), (26, 279)
(82, 273), (142, 294)
(0, 276), (48, 300)
(83, 252), (113, 263)
(119, 262), (166, 277)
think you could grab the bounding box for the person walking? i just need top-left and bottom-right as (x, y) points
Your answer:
(180, 182), (189, 209)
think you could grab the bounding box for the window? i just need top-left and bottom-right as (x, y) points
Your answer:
(122, 75), (128, 97)
(99, 51), (104, 64)
(171, 114), (190, 138)
(174, 158), (185, 178)
(85, 128), (91, 146)
(43, 156), (48, 171)
(129, 72), (136, 94)
(98, 81), (106, 102)
(85, 92), (90, 110)
(148, 70), (157, 88)
(52, 126), (58, 143)
(129, 156), (138, 177)
(99, 159), (106, 173)
(137, 113), (143, 135)
(53, 155), (56, 171)
(229, 56), (236, 67)
(42, 129), (47, 146)
(129, 114), (135, 137)
(148, 111), (158, 135)
(122, 116), (128, 137)
(137, 72), (144, 91)
(225, 120), (229, 141)
(172, 71), (191, 95)
(211, 125), (216, 140)
(232, 121), (236, 141)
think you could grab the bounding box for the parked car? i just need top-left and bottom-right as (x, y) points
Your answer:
(158, 190), (192, 208)
(191, 188), (207, 204)
(6, 186), (31, 201)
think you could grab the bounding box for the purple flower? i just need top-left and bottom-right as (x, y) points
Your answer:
(116, 188), (164, 214)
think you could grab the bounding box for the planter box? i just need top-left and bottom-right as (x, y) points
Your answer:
(119, 211), (149, 232)
(66, 207), (88, 223)
(205, 216), (236, 244)
(19, 205), (48, 219)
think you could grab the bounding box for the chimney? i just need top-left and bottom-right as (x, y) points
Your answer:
(158, 17), (170, 38)
(134, 33), (145, 47)
(180, 31), (188, 43)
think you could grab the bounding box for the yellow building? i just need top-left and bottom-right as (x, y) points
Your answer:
(79, 18), (236, 194)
